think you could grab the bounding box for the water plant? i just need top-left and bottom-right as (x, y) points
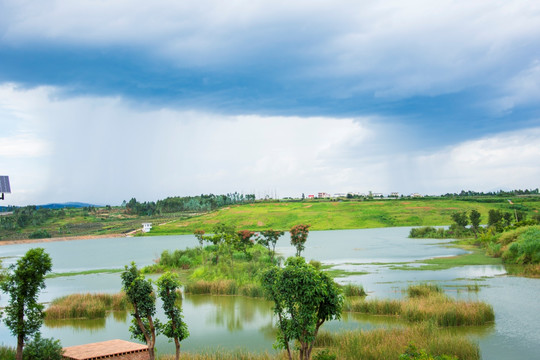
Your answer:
(45, 293), (130, 319)
(345, 284), (494, 327)
(341, 284), (367, 297)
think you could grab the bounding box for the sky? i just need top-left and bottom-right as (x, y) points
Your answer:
(1, 0), (539, 206)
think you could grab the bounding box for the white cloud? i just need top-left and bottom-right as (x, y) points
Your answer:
(410, 128), (540, 193)
(0, 134), (50, 158)
(1, 1), (539, 100)
(1, 84), (538, 205)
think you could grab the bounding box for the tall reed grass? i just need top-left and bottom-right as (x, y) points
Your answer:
(45, 292), (130, 319)
(0, 345), (15, 360)
(406, 283), (442, 298)
(158, 350), (285, 359)
(184, 280), (265, 298)
(345, 284), (494, 327)
(341, 284), (367, 297)
(313, 325), (480, 360)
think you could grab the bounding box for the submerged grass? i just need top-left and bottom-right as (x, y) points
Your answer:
(345, 284), (494, 327)
(390, 248), (502, 271)
(46, 268), (123, 278)
(45, 292), (130, 319)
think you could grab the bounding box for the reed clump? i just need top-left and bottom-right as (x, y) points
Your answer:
(46, 292), (130, 320)
(344, 298), (402, 315)
(341, 284), (367, 297)
(158, 350), (285, 359)
(184, 280), (265, 298)
(406, 283), (443, 298)
(345, 284), (494, 327)
(313, 325), (480, 360)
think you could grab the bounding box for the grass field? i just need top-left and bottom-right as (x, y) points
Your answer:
(2, 197), (539, 241)
(149, 198), (540, 235)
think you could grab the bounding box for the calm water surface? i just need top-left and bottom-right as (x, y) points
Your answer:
(0, 228), (538, 359)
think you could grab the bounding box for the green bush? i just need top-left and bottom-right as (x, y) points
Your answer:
(399, 343), (457, 360)
(502, 227), (540, 264)
(28, 229), (51, 239)
(314, 349), (337, 360)
(23, 333), (63, 360)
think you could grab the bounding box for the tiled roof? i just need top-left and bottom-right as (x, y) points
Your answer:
(63, 339), (148, 360)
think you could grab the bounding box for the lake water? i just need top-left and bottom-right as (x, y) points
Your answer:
(0, 228), (538, 359)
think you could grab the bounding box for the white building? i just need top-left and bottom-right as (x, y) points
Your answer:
(142, 223), (152, 233)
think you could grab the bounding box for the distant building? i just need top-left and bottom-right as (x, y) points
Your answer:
(318, 192), (331, 198)
(63, 339), (149, 360)
(411, 193), (423, 198)
(333, 193), (346, 198)
(390, 192), (399, 198)
(142, 223), (152, 233)
(307, 194), (315, 199)
(372, 193), (384, 198)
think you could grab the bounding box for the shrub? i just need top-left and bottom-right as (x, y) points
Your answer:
(23, 333), (63, 360)
(502, 226), (540, 264)
(313, 349), (337, 360)
(28, 229), (51, 239)
(399, 343), (457, 360)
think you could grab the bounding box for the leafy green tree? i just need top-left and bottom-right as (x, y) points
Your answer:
(488, 210), (503, 229)
(236, 230), (256, 256)
(290, 224), (311, 257)
(262, 257), (343, 360)
(451, 211), (469, 228)
(121, 263), (159, 360)
(258, 229), (285, 261)
(469, 210), (481, 238)
(156, 272), (189, 360)
(22, 333), (63, 360)
(1, 248), (52, 360)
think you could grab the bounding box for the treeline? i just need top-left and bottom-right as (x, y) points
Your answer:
(442, 188), (539, 198)
(0, 206), (66, 231)
(124, 192), (255, 216)
(410, 209), (540, 239)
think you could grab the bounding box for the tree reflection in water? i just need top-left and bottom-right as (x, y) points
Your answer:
(186, 294), (273, 332)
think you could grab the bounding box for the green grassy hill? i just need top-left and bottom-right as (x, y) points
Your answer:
(148, 198), (540, 235)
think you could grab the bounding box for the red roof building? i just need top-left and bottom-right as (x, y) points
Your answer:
(62, 339), (149, 360)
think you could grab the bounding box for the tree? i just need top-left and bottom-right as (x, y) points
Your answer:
(469, 210), (481, 239)
(261, 257), (343, 360)
(236, 230), (256, 257)
(451, 211), (469, 228)
(488, 210), (503, 228)
(121, 263), (159, 360)
(1, 248), (52, 360)
(156, 272), (189, 360)
(258, 229), (285, 261)
(290, 224), (311, 257)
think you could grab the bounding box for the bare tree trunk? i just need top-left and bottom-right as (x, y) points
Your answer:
(174, 338), (180, 360)
(147, 315), (156, 360)
(16, 333), (23, 360)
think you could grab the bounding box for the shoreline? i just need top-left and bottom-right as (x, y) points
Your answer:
(0, 233), (126, 246)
